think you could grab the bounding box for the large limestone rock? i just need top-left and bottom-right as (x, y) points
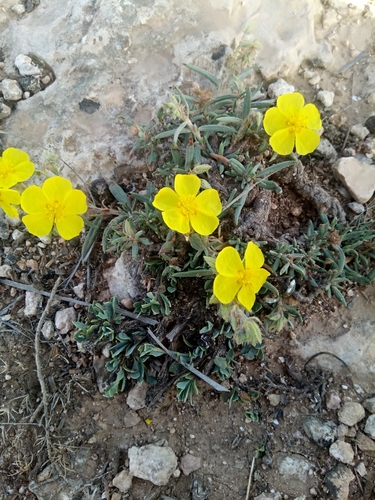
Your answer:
(0, 0), (322, 184)
(333, 157), (375, 203)
(128, 444), (178, 486)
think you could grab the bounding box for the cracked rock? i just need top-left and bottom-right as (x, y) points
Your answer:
(54, 307), (76, 334)
(329, 441), (354, 464)
(325, 464), (354, 500)
(303, 416), (337, 447)
(338, 401), (365, 426)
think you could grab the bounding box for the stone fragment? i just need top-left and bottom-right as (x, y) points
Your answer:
(338, 401), (365, 426)
(15, 54), (41, 76)
(277, 454), (311, 481)
(180, 454), (202, 475)
(315, 138), (337, 160)
(41, 320), (55, 340)
(126, 383), (148, 410)
(18, 76), (41, 94)
(364, 116), (375, 134)
(325, 464), (354, 500)
(364, 414), (375, 438)
(128, 444), (178, 486)
(111, 493), (122, 500)
(103, 252), (140, 300)
(0, 264), (12, 278)
(362, 396), (375, 414)
(347, 202), (365, 214)
(112, 470), (133, 493)
(356, 431), (375, 452)
(267, 78), (295, 99)
(303, 416), (337, 447)
(356, 462), (367, 477)
(308, 74), (320, 85)
(268, 394), (280, 407)
(326, 391), (341, 410)
(0, 102), (11, 119)
(350, 124), (369, 140)
(73, 283), (85, 299)
(11, 4), (26, 15)
(54, 307), (76, 334)
(1, 79), (22, 100)
(333, 157), (375, 203)
(254, 494), (282, 500)
(123, 411), (141, 428)
(317, 90), (335, 107)
(337, 424), (348, 438)
(329, 441), (354, 464)
(24, 291), (42, 317)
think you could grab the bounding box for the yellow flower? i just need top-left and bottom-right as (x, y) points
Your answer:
(213, 242), (270, 311)
(263, 92), (322, 155)
(0, 148), (34, 188)
(152, 174), (222, 236)
(0, 188), (21, 219)
(21, 176), (87, 240)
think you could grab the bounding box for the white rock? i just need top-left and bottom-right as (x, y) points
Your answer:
(356, 462), (367, 477)
(277, 454), (311, 480)
(11, 4), (25, 15)
(128, 444), (178, 486)
(364, 414), (375, 438)
(268, 394), (281, 407)
(73, 283), (85, 299)
(350, 124), (369, 140)
(317, 90), (335, 107)
(329, 441), (354, 464)
(14, 54), (41, 76)
(12, 229), (23, 241)
(112, 470), (133, 493)
(267, 78), (295, 99)
(41, 320), (55, 340)
(0, 102), (11, 119)
(24, 291), (42, 317)
(103, 252), (140, 300)
(308, 74), (321, 85)
(54, 307), (76, 334)
(1, 79), (23, 101)
(338, 401), (365, 426)
(347, 202), (365, 214)
(126, 383), (148, 410)
(333, 157), (375, 203)
(180, 454), (202, 475)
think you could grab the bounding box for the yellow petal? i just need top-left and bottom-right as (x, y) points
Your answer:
(299, 103), (322, 130)
(269, 128), (295, 156)
(295, 128), (321, 155)
(0, 189), (21, 205)
(21, 185), (47, 213)
(215, 246), (243, 277)
(244, 242), (265, 269)
(56, 214), (84, 240)
(263, 107), (288, 136)
(195, 189), (222, 216)
(42, 176), (72, 201)
(276, 92), (305, 116)
(162, 208), (190, 234)
(213, 275), (241, 304)
(153, 187), (179, 211)
(174, 174), (200, 197)
(190, 210), (219, 236)
(1, 203), (19, 218)
(237, 285), (256, 311)
(22, 213), (54, 237)
(246, 268), (271, 293)
(0, 148), (34, 188)
(63, 189), (87, 214)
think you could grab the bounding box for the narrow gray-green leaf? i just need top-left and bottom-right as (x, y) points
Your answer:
(184, 64), (219, 86)
(256, 160), (296, 178)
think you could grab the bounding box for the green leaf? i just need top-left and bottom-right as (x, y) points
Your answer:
(108, 182), (130, 204)
(242, 87), (251, 119)
(203, 256), (217, 270)
(189, 233), (207, 251)
(331, 286), (347, 307)
(184, 63), (219, 86)
(258, 180), (282, 194)
(154, 128), (190, 140)
(198, 125), (237, 133)
(256, 160), (296, 178)
(81, 216), (103, 263)
(172, 269), (214, 278)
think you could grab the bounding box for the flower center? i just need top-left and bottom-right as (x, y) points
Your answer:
(45, 199), (66, 221)
(237, 268), (253, 286)
(177, 195), (197, 217)
(286, 114), (307, 134)
(0, 160), (15, 180)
